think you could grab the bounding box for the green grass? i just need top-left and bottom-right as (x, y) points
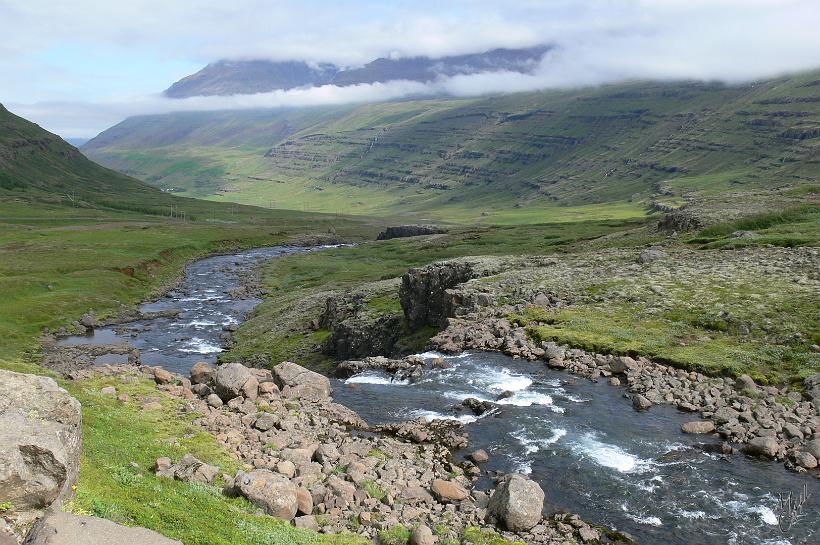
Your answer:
(61, 374), (365, 545)
(689, 204), (820, 248)
(229, 217), (651, 366)
(377, 524), (411, 545)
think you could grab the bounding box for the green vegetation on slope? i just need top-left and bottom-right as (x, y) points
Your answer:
(84, 72), (820, 221)
(227, 217), (654, 369)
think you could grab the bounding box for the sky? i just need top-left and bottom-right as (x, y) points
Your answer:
(2, 0), (820, 139)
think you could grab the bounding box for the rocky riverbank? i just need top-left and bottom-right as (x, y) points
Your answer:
(396, 251), (820, 474)
(135, 360), (620, 544)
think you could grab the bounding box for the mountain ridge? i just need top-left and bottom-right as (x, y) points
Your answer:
(164, 45), (551, 98)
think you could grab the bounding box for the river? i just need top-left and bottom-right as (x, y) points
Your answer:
(58, 246), (819, 544)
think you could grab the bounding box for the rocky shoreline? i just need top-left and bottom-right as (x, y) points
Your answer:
(423, 308), (820, 473)
(142, 360), (618, 544)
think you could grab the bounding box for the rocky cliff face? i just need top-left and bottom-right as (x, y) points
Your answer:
(399, 257), (535, 328)
(320, 279), (404, 360)
(0, 370), (82, 538)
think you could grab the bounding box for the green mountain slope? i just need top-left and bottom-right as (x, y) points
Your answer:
(84, 72), (820, 222)
(0, 103), (163, 205)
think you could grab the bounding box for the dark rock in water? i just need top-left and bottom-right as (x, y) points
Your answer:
(376, 417), (469, 450)
(376, 225), (448, 240)
(632, 394), (652, 411)
(462, 397), (495, 415)
(743, 436), (780, 458)
(497, 390), (515, 400)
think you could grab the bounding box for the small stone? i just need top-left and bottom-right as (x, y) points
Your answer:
(294, 515), (319, 531)
(101, 386), (117, 396)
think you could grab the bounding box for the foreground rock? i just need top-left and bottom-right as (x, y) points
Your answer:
(145, 360), (601, 543)
(486, 474), (545, 531)
(23, 511), (182, 545)
(0, 370), (82, 533)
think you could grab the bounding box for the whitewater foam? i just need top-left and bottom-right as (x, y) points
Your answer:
(407, 409), (477, 425)
(345, 372), (409, 386)
(179, 337), (222, 354)
(574, 434), (648, 473)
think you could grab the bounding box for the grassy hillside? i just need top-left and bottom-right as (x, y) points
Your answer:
(0, 103), (381, 365)
(84, 72), (820, 222)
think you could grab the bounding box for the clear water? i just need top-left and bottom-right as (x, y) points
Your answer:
(333, 351), (820, 545)
(57, 245), (334, 374)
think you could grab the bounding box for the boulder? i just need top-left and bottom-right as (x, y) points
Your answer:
(486, 474), (545, 531)
(214, 363), (257, 402)
(170, 454), (219, 485)
(189, 362), (214, 385)
(410, 524), (435, 545)
(0, 370), (82, 516)
(469, 449), (489, 463)
(431, 479), (468, 502)
(804, 373), (820, 400)
(743, 437), (780, 458)
(23, 511), (182, 545)
(804, 438), (820, 459)
(734, 375), (757, 392)
(152, 368), (173, 385)
(637, 248), (665, 264)
(272, 362), (331, 401)
(235, 470), (298, 520)
(795, 451), (818, 470)
(632, 394), (652, 411)
(681, 421), (715, 434)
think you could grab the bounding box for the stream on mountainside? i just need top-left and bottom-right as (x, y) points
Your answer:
(58, 246), (819, 545)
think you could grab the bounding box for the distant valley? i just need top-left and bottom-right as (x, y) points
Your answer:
(84, 71), (820, 223)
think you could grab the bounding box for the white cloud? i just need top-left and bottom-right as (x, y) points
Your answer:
(2, 0), (820, 138)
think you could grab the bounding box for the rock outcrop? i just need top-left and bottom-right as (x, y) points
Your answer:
(23, 511), (182, 545)
(400, 258), (516, 328)
(377, 225), (448, 240)
(0, 370), (82, 532)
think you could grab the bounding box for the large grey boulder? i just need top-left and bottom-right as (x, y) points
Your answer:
(272, 362), (330, 401)
(23, 511), (182, 545)
(214, 363), (258, 402)
(486, 474), (545, 531)
(235, 470), (298, 520)
(743, 436), (780, 458)
(0, 370), (82, 517)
